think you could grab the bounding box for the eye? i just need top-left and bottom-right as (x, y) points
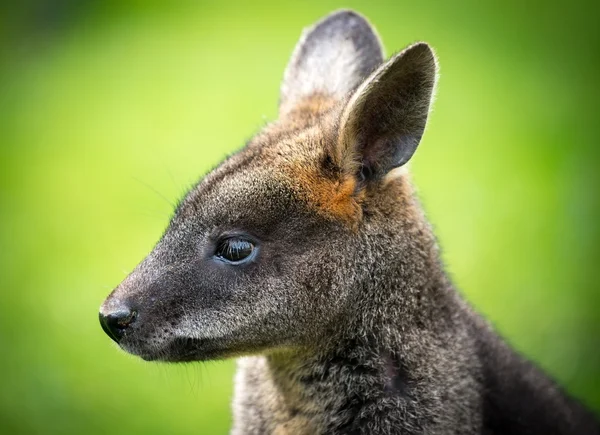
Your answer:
(214, 237), (256, 264)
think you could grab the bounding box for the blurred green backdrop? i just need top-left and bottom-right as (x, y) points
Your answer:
(1, 0), (599, 433)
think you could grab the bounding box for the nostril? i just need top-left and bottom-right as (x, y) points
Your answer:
(99, 309), (137, 343)
(114, 309), (137, 328)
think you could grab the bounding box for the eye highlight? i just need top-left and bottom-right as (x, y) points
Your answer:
(214, 237), (256, 264)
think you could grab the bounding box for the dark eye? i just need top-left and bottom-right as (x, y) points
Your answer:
(214, 237), (255, 264)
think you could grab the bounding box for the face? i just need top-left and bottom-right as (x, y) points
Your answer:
(99, 10), (437, 363)
(100, 127), (363, 362)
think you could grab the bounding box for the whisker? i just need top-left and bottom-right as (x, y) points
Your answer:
(132, 176), (176, 208)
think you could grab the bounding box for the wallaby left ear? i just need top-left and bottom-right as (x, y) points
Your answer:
(336, 42), (438, 181)
(280, 10), (384, 117)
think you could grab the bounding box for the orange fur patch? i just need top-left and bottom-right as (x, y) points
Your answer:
(285, 162), (363, 228)
(257, 94), (362, 228)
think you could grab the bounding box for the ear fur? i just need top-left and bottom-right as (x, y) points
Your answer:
(336, 42), (438, 181)
(280, 10), (384, 117)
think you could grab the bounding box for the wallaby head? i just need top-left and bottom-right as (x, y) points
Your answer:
(99, 10), (437, 362)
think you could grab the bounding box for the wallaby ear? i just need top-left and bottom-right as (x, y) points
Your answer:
(336, 42), (438, 181)
(280, 10), (384, 117)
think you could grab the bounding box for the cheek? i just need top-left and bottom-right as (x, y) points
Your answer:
(295, 255), (356, 312)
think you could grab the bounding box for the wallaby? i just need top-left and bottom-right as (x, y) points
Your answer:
(100, 10), (600, 435)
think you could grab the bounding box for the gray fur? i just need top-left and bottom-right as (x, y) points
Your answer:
(100, 9), (600, 435)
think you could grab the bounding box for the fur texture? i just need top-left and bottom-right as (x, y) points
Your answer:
(100, 10), (600, 435)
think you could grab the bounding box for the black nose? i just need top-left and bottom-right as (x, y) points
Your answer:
(99, 309), (137, 343)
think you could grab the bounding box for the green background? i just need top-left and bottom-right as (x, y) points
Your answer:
(1, 1), (598, 433)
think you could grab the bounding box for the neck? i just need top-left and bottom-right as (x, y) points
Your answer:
(232, 243), (472, 435)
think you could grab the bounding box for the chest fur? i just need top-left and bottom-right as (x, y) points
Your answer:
(229, 351), (477, 435)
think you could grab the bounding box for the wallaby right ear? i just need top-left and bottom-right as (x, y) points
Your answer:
(335, 43), (438, 181)
(279, 10), (384, 117)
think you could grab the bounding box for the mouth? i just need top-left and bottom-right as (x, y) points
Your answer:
(121, 336), (223, 363)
